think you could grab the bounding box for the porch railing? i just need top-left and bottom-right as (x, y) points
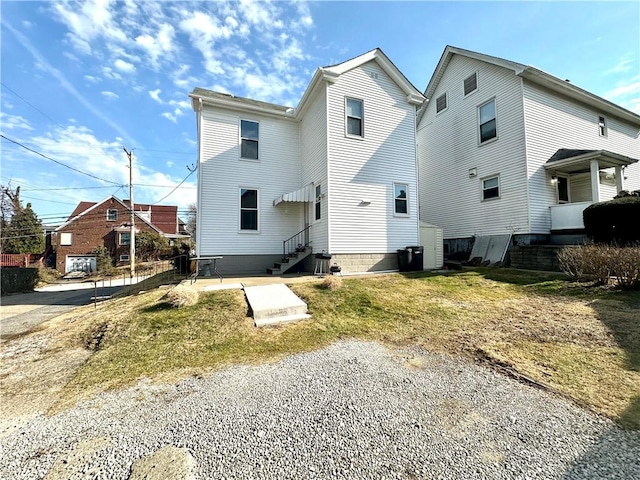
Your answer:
(283, 225), (311, 260)
(549, 201), (593, 231)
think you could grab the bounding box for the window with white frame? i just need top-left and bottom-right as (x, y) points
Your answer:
(394, 183), (409, 215)
(346, 98), (363, 137)
(106, 209), (117, 221)
(240, 120), (259, 160)
(120, 254), (130, 262)
(435, 93), (447, 113)
(60, 232), (72, 245)
(598, 116), (607, 137)
(119, 232), (131, 245)
(315, 184), (322, 221)
(464, 73), (478, 96)
(240, 188), (259, 231)
(482, 175), (500, 200)
(478, 99), (497, 143)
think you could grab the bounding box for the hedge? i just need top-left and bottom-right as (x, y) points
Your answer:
(583, 196), (640, 244)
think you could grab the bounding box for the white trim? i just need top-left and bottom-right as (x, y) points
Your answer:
(106, 208), (118, 221)
(393, 182), (410, 217)
(345, 97), (364, 138)
(239, 119), (259, 161)
(239, 187), (260, 233)
(478, 97), (498, 145)
(119, 231), (131, 245)
(120, 254), (130, 262)
(481, 174), (501, 201)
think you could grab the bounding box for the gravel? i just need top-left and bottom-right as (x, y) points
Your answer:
(1, 340), (638, 479)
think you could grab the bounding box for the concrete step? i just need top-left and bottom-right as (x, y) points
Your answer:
(244, 284), (311, 327)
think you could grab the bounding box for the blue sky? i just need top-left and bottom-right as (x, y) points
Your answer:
(1, 1), (638, 226)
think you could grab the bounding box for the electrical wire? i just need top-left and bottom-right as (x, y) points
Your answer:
(150, 167), (198, 205)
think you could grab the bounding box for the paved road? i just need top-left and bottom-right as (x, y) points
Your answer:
(0, 282), (123, 340)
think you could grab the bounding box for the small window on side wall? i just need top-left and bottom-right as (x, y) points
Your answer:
(240, 120), (259, 160)
(479, 99), (497, 143)
(107, 209), (117, 221)
(240, 188), (259, 231)
(482, 175), (500, 200)
(598, 116), (607, 137)
(346, 98), (363, 137)
(394, 183), (408, 215)
(315, 185), (321, 221)
(60, 232), (72, 246)
(464, 73), (478, 96)
(119, 232), (131, 245)
(120, 254), (130, 262)
(435, 93), (447, 113)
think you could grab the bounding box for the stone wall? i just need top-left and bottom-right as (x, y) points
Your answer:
(328, 253), (399, 274)
(509, 245), (571, 272)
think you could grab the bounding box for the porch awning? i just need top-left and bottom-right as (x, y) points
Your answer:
(544, 149), (639, 174)
(273, 183), (315, 206)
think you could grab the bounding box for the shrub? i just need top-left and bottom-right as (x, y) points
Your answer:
(166, 284), (199, 308)
(321, 275), (343, 291)
(558, 243), (640, 289)
(93, 246), (116, 275)
(36, 265), (62, 284)
(583, 196), (640, 244)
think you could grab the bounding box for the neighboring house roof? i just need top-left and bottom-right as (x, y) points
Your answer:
(55, 195), (179, 235)
(544, 149), (639, 173)
(421, 45), (640, 125)
(189, 48), (425, 119)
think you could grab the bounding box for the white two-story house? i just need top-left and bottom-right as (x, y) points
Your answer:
(417, 46), (640, 256)
(190, 49), (425, 275)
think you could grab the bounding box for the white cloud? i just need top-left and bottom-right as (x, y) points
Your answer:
(166, 160), (174, 168)
(162, 112), (178, 123)
(169, 99), (190, 109)
(605, 53), (635, 75)
(149, 89), (163, 103)
(101, 91), (119, 100)
(102, 66), (122, 81)
(135, 23), (176, 67)
(604, 75), (640, 114)
(0, 112), (34, 131)
(114, 58), (135, 73)
(22, 20), (33, 28)
(83, 74), (100, 83)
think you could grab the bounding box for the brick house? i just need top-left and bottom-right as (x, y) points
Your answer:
(52, 195), (189, 273)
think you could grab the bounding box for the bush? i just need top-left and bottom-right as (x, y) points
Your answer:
(558, 243), (640, 289)
(166, 285), (199, 308)
(36, 266), (62, 285)
(583, 196), (640, 244)
(93, 246), (116, 275)
(321, 275), (343, 291)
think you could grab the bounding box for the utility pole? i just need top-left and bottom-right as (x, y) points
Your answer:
(123, 147), (135, 278)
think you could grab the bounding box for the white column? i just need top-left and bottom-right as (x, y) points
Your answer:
(615, 165), (624, 193)
(590, 159), (600, 202)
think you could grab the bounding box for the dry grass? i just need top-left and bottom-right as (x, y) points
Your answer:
(4, 269), (639, 429)
(165, 285), (199, 308)
(320, 275), (343, 290)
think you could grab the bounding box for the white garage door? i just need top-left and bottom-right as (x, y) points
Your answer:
(65, 255), (97, 273)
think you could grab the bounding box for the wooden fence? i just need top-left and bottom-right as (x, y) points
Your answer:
(0, 253), (43, 268)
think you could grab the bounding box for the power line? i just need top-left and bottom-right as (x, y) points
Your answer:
(1, 134), (124, 186)
(151, 166), (197, 205)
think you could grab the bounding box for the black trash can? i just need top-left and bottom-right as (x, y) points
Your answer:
(407, 246), (424, 271)
(397, 248), (410, 272)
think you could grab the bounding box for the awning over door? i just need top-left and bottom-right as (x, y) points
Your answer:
(273, 183), (315, 206)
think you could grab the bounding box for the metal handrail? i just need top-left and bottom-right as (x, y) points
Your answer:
(283, 225), (311, 260)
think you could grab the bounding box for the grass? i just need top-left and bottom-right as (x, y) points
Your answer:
(52, 268), (640, 429)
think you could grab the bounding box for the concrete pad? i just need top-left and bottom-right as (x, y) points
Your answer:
(202, 283), (244, 292)
(244, 284), (311, 326)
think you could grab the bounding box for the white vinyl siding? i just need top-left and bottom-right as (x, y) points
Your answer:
(523, 81), (640, 233)
(327, 61), (419, 253)
(300, 86), (328, 252)
(417, 54), (529, 239)
(197, 108), (301, 256)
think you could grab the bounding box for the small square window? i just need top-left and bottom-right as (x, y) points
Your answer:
(315, 185), (322, 221)
(435, 93), (447, 113)
(107, 209), (117, 221)
(394, 183), (408, 215)
(240, 188), (259, 231)
(482, 176), (500, 200)
(464, 73), (478, 96)
(598, 116), (607, 137)
(240, 120), (259, 160)
(479, 99), (497, 143)
(120, 254), (130, 262)
(119, 232), (131, 245)
(346, 98), (363, 137)
(60, 232), (72, 245)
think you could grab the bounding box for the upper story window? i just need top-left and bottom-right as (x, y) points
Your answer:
(482, 175), (500, 200)
(346, 98), (364, 137)
(394, 183), (409, 215)
(106, 209), (117, 221)
(240, 120), (259, 160)
(60, 232), (72, 246)
(478, 99), (497, 144)
(598, 116), (607, 137)
(435, 93), (447, 113)
(119, 232), (131, 245)
(315, 184), (322, 221)
(464, 73), (478, 96)
(240, 188), (259, 231)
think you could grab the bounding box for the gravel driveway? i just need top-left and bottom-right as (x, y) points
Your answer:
(1, 340), (638, 479)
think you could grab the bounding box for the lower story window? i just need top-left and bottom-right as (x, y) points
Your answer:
(557, 176), (569, 203)
(394, 183), (408, 215)
(240, 188), (258, 231)
(119, 232), (131, 245)
(120, 254), (130, 262)
(482, 175), (500, 200)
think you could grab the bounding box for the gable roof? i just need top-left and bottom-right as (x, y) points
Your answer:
(55, 195), (171, 234)
(422, 45), (640, 126)
(189, 48), (425, 119)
